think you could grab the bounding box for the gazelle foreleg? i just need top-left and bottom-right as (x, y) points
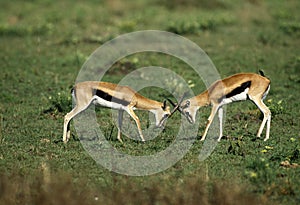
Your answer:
(63, 102), (92, 143)
(201, 104), (220, 141)
(125, 107), (145, 142)
(63, 108), (79, 143)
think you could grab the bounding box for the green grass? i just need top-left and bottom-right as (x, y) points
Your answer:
(1, 0), (300, 204)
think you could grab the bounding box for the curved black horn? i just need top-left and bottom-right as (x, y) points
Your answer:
(162, 100), (167, 110)
(168, 99), (181, 116)
(168, 92), (189, 116)
(167, 98), (177, 107)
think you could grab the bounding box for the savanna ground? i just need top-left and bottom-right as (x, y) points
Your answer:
(0, 0), (300, 204)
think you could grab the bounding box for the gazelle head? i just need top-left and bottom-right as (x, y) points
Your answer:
(167, 95), (197, 124)
(166, 92), (196, 123)
(153, 100), (171, 128)
(179, 99), (197, 124)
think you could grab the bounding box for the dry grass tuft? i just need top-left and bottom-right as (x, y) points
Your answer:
(0, 172), (96, 205)
(0, 169), (272, 205)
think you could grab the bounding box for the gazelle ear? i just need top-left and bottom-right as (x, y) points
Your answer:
(181, 100), (190, 109)
(186, 100), (190, 106)
(162, 100), (167, 110)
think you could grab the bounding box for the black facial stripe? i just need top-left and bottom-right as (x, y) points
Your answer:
(225, 81), (251, 99)
(94, 89), (131, 106)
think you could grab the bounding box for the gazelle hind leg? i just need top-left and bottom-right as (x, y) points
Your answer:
(264, 114), (271, 141)
(252, 98), (271, 140)
(201, 105), (219, 141)
(117, 110), (124, 143)
(217, 107), (224, 141)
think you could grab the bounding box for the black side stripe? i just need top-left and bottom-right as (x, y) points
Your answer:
(225, 81), (252, 99)
(93, 89), (131, 106)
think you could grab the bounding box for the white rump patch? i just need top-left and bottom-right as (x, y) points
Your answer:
(262, 85), (270, 100)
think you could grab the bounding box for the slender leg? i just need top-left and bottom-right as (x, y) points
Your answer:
(63, 113), (71, 142)
(62, 99), (93, 143)
(252, 98), (271, 140)
(126, 107), (145, 142)
(217, 107), (224, 141)
(63, 107), (79, 143)
(117, 110), (124, 143)
(201, 105), (219, 141)
(264, 114), (271, 141)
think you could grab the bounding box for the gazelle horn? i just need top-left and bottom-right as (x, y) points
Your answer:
(168, 92), (188, 116)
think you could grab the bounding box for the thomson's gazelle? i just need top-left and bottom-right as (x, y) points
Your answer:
(176, 72), (271, 141)
(63, 81), (173, 143)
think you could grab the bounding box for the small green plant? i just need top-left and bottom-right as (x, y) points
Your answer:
(167, 14), (234, 34)
(273, 9), (293, 21)
(257, 32), (277, 45)
(46, 91), (72, 114)
(279, 21), (300, 35)
(156, 0), (227, 9)
(227, 138), (246, 156)
(266, 99), (284, 115)
(0, 23), (53, 37)
(118, 20), (137, 33)
(245, 157), (274, 191)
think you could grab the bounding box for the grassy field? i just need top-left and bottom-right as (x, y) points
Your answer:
(0, 0), (299, 204)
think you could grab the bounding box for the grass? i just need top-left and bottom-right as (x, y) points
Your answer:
(0, 0), (300, 204)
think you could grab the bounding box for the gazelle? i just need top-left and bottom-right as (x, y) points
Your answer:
(63, 81), (178, 143)
(170, 72), (271, 141)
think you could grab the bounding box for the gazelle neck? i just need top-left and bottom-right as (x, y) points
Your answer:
(193, 90), (210, 108)
(134, 93), (163, 110)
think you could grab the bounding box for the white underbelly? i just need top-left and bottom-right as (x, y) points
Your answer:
(93, 96), (128, 110)
(220, 88), (249, 106)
